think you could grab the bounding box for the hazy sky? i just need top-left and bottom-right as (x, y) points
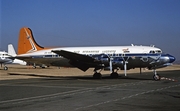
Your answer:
(1, 0), (180, 60)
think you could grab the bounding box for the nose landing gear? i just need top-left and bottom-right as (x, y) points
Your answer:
(153, 69), (160, 81)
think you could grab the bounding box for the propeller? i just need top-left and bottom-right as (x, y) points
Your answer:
(122, 56), (129, 76)
(109, 58), (113, 73)
(124, 61), (127, 76)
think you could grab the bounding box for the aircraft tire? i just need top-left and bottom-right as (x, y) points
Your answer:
(93, 72), (102, 79)
(153, 74), (161, 81)
(110, 72), (119, 78)
(4, 66), (8, 70)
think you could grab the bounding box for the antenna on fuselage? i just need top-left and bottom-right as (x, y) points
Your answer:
(150, 44), (155, 47)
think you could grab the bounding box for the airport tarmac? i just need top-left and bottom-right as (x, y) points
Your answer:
(0, 65), (180, 111)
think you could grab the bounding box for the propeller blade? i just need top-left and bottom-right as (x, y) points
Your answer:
(124, 61), (127, 76)
(109, 59), (112, 73)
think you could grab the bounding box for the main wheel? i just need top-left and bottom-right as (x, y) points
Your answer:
(93, 72), (102, 79)
(110, 72), (119, 78)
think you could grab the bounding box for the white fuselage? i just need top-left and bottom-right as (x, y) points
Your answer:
(16, 45), (176, 71)
(18, 45), (162, 57)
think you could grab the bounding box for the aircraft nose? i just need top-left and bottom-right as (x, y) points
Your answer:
(167, 54), (176, 63)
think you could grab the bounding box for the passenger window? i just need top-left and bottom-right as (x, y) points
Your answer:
(156, 50), (162, 53)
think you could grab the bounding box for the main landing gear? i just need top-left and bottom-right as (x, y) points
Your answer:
(1, 64), (8, 70)
(110, 69), (119, 78)
(93, 68), (119, 79)
(93, 69), (102, 79)
(93, 72), (102, 79)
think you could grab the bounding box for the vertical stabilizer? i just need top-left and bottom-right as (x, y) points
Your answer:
(18, 27), (44, 55)
(8, 44), (17, 56)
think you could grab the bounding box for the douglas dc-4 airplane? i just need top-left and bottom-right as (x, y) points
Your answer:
(15, 27), (175, 80)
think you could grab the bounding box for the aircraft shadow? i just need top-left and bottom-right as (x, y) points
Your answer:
(8, 72), (153, 81)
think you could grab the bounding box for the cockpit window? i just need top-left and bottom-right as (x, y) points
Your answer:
(149, 50), (162, 54)
(155, 50), (162, 53)
(149, 51), (155, 54)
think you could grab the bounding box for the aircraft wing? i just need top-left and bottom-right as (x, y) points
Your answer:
(52, 50), (103, 71)
(52, 50), (96, 62)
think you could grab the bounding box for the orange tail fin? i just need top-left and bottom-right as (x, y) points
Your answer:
(18, 27), (44, 55)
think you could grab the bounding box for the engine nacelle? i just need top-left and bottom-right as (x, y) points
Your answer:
(112, 57), (124, 65)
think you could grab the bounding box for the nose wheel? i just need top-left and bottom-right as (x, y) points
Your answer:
(153, 74), (160, 81)
(153, 69), (160, 81)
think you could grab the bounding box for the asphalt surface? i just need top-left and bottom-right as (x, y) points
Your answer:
(0, 70), (180, 111)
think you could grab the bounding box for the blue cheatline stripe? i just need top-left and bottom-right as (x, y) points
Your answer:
(29, 53), (168, 59)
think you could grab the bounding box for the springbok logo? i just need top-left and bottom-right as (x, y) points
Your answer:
(122, 48), (130, 53)
(24, 28), (37, 53)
